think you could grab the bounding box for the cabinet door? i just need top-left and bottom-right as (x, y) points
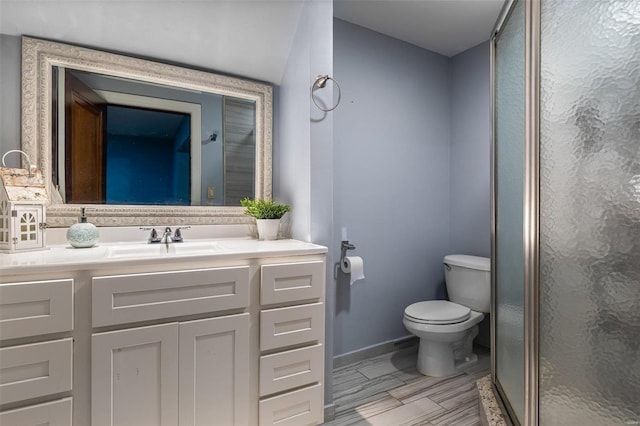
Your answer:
(179, 313), (249, 426)
(0, 397), (72, 426)
(0, 339), (72, 404)
(92, 323), (179, 426)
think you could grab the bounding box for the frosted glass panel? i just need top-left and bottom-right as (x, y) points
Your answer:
(494, 0), (525, 421)
(539, 0), (640, 424)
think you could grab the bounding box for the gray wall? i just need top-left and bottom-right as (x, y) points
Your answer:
(449, 42), (491, 257)
(0, 34), (21, 163)
(332, 21), (491, 357)
(333, 19), (452, 356)
(277, 11), (312, 240)
(308, 3), (335, 407)
(276, 1), (335, 406)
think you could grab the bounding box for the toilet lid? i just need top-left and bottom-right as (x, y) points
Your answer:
(404, 300), (471, 325)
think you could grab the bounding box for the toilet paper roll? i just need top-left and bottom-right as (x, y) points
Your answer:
(341, 256), (365, 285)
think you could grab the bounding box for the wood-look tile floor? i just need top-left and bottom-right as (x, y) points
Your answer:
(324, 345), (490, 426)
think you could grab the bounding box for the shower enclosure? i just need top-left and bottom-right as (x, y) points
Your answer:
(492, 0), (640, 425)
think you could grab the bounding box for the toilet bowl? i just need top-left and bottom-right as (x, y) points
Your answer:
(404, 300), (484, 377)
(403, 255), (490, 377)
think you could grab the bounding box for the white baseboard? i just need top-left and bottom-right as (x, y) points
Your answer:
(323, 403), (336, 422)
(332, 335), (418, 369)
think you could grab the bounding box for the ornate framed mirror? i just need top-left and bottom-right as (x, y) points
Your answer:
(21, 36), (272, 227)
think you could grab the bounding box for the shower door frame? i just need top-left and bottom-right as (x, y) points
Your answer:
(490, 0), (540, 425)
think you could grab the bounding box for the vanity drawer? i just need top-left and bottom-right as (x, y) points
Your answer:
(260, 303), (324, 351)
(0, 279), (73, 340)
(0, 339), (73, 404)
(259, 383), (323, 426)
(0, 397), (72, 426)
(261, 261), (324, 305)
(92, 266), (250, 327)
(260, 344), (323, 397)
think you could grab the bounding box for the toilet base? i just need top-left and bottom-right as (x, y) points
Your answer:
(416, 325), (479, 377)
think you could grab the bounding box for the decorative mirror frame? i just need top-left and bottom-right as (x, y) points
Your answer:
(21, 36), (272, 227)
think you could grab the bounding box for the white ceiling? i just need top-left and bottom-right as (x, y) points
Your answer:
(0, 0), (504, 86)
(334, 0), (505, 57)
(0, 0), (304, 84)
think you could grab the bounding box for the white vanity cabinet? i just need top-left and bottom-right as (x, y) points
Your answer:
(91, 267), (251, 426)
(0, 279), (74, 426)
(92, 323), (179, 426)
(92, 315), (250, 426)
(178, 314), (250, 426)
(258, 261), (326, 426)
(0, 239), (327, 426)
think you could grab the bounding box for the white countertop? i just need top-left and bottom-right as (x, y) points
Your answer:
(0, 238), (327, 275)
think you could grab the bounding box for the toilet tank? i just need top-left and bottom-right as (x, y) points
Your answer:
(443, 255), (490, 313)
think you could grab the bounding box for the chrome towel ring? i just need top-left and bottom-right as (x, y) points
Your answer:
(311, 75), (342, 112)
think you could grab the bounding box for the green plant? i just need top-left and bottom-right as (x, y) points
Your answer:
(240, 198), (291, 219)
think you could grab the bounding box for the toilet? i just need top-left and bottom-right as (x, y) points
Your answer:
(403, 255), (490, 377)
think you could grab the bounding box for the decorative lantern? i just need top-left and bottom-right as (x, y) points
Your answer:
(0, 150), (48, 253)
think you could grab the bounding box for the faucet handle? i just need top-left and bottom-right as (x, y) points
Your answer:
(140, 227), (161, 243)
(173, 226), (190, 243)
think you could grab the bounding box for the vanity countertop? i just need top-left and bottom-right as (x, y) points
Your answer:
(0, 238), (327, 275)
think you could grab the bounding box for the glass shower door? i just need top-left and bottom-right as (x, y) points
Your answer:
(493, 1), (639, 424)
(493, 0), (525, 422)
(538, 0), (640, 423)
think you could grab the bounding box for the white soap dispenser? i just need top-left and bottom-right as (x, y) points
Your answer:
(66, 207), (99, 248)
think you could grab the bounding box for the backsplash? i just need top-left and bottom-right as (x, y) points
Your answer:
(44, 224), (254, 246)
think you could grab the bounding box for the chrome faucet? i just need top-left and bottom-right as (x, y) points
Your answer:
(140, 227), (162, 243)
(161, 227), (173, 245)
(140, 226), (190, 244)
(172, 226), (190, 243)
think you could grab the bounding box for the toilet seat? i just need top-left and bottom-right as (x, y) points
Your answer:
(404, 300), (471, 325)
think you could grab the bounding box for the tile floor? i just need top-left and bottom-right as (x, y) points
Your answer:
(324, 345), (491, 426)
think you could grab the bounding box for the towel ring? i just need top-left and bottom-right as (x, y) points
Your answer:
(311, 75), (342, 112)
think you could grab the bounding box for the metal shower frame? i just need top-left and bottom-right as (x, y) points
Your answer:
(490, 0), (540, 425)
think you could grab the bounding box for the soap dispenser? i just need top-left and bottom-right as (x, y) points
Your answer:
(66, 207), (99, 248)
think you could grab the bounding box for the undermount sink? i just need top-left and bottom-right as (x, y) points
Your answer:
(107, 241), (227, 258)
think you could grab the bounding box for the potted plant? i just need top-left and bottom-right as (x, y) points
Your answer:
(240, 198), (291, 240)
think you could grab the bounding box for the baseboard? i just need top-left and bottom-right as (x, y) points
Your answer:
(333, 335), (418, 369)
(323, 403), (336, 422)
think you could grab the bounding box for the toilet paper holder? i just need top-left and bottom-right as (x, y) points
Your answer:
(335, 240), (356, 278)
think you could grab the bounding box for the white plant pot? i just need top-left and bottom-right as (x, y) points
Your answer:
(256, 219), (280, 240)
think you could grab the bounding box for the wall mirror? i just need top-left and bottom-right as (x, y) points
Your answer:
(21, 36), (272, 227)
